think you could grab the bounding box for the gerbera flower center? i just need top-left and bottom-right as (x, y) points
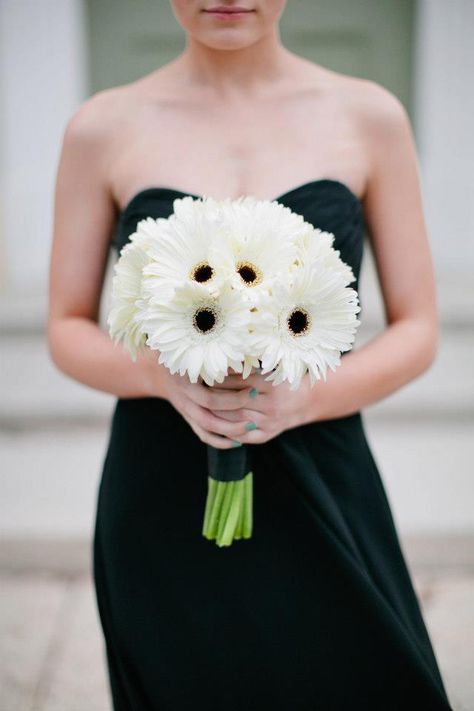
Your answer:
(190, 261), (214, 283)
(236, 260), (262, 287)
(193, 306), (219, 334)
(287, 307), (311, 336)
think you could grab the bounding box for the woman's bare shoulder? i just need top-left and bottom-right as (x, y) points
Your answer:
(297, 56), (411, 141)
(63, 84), (134, 144)
(314, 68), (415, 185)
(314, 62), (409, 126)
(59, 76), (162, 193)
(334, 71), (411, 142)
(62, 65), (173, 150)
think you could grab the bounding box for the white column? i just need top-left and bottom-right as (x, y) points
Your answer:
(414, 0), (474, 276)
(0, 0), (88, 293)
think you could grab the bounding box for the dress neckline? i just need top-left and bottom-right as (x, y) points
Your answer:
(117, 178), (363, 219)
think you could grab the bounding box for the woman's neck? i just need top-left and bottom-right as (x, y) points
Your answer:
(175, 31), (295, 96)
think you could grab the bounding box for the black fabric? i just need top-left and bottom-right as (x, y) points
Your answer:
(207, 443), (252, 482)
(93, 180), (452, 710)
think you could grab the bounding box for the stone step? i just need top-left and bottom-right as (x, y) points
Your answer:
(1, 252), (473, 332)
(1, 415), (473, 537)
(1, 323), (472, 428)
(1, 566), (472, 711)
(2, 533), (473, 577)
(1, 255), (472, 427)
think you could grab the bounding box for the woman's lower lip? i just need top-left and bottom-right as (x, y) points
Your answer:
(204, 10), (255, 19)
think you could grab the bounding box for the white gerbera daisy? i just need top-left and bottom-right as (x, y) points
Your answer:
(254, 261), (361, 390)
(131, 215), (170, 249)
(294, 224), (356, 286)
(107, 235), (152, 361)
(209, 196), (305, 298)
(142, 196), (226, 299)
(107, 216), (171, 360)
(143, 280), (252, 386)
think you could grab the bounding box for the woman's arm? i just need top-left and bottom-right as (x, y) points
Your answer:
(300, 82), (438, 423)
(47, 95), (165, 399)
(47, 95), (252, 448)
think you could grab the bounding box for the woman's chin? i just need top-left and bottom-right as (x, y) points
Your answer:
(198, 31), (261, 51)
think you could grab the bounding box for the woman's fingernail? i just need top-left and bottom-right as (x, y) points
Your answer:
(245, 421), (258, 432)
(232, 440), (242, 447)
(249, 387), (258, 399)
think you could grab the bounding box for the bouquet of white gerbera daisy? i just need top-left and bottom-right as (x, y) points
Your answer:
(107, 194), (361, 547)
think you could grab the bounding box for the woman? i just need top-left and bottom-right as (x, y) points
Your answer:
(47, 1), (452, 709)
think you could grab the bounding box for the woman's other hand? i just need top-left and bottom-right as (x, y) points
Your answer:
(145, 355), (258, 449)
(206, 371), (314, 445)
(145, 353), (317, 448)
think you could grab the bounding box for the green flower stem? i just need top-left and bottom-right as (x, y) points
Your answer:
(216, 481), (235, 542)
(208, 481), (226, 538)
(234, 479), (244, 539)
(202, 479), (216, 538)
(243, 471), (253, 539)
(202, 473), (253, 545)
(202, 476), (217, 536)
(239, 476), (248, 538)
(205, 479), (226, 540)
(217, 484), (243, 547)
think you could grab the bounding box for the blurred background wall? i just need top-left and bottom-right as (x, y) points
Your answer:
(1, 2), (473, 709)
(1, 0), (472, 541)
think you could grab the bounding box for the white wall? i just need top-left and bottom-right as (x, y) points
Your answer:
(414, 0), (474, 275)
(0, 0), (87, 293)
(1, 0), (471, 291)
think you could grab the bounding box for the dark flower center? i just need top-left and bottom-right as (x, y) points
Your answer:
(236, 260), (262, 287)
(287, 308), (310, 336)
(193, 307), (217, 333)
(191, 261), (214, 283)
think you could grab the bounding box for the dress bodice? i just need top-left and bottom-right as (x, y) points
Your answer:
(112, 178), (366, 293)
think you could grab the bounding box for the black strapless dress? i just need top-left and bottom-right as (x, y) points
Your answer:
(93, 180), (452, 710)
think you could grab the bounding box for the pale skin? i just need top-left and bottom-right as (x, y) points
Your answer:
(47, 0), (438, 450)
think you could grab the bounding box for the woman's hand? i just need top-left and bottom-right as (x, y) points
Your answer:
(205, 371), (315, 445)
(146, 358), (258, 449)
(145, 350), (313, 449)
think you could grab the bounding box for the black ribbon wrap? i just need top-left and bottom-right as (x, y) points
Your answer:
(207, 444), (252, 482)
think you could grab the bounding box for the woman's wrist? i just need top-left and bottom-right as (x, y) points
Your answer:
(137, 348), (169, 399)
(298, 369), (353, 426)
(298, 374), (325, 426)
(300, 318), (437, 426)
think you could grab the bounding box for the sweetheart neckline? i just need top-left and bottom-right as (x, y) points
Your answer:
(117, 178), (363, 219)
